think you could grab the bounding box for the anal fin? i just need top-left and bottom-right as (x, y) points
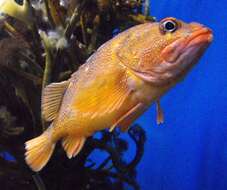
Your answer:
(62, 136), (86, 159)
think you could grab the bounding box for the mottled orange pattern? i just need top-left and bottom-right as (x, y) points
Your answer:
(24, 17), (213, 171)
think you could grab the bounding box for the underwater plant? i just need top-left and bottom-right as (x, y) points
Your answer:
(0, 0), (153, 189)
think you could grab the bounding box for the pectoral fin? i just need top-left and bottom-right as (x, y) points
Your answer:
(156, 100), (164, 125)
(73, 71), (131, 119)
(109, 103), (145, 132)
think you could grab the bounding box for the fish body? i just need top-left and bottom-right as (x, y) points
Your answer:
(25, 17), (213, 171)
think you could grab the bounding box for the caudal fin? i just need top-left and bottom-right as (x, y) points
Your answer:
(25, 132), (55, 172)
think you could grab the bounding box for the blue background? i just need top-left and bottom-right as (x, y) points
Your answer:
(134, 1), (227, 190)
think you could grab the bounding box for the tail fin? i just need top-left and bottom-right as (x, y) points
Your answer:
(25, 131), (55, 172)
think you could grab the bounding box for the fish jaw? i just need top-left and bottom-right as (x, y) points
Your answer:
(161, 25), (213, 63)
(130, 24), (213, 86)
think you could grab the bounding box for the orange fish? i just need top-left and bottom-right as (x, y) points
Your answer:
(25, 17), (213, 171)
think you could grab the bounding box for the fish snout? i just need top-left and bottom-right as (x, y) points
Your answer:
(160, 23), (213, 63)
(189, 22), (205, 31)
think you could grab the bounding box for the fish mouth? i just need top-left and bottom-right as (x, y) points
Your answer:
(161, 26), (213, 63)
(131, 26), (213, 86)
(184, 27), (213, 50)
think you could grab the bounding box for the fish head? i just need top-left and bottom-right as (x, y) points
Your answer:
(117, 17), (213, 86)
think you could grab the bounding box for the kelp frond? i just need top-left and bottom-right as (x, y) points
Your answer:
(0, 0), (153, 189)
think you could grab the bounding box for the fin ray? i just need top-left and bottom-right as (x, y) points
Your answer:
(25, 128), (55, 172)
(74, 71), (131, 118)
(42, 80), (69, 121)
(110, 103), (145, 132)
(62, 136), (86, 159)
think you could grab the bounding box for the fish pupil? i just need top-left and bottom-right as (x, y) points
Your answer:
(165, 21), (176, 31)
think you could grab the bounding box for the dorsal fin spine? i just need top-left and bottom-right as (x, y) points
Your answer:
(41, 80), (69, 121)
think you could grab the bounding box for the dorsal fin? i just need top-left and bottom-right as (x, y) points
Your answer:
(42, 80), (69, 121)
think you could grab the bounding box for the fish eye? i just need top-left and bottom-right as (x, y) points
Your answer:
(161, 19), (178, 33)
